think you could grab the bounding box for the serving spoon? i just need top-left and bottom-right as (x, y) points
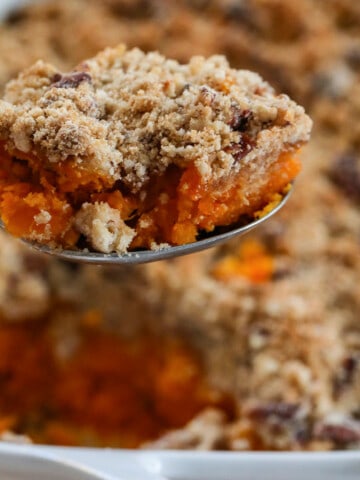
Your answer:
(1, 191), (291, 266)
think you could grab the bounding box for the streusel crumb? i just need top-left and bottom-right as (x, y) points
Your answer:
(0, 46), (311, 253)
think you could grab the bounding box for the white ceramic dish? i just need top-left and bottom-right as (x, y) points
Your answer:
(0, 1), (359, 478)
(0, 443), (360, 480)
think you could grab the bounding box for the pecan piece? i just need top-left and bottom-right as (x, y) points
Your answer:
(226, 135), (254, 162)
(333, 355), (358, 396)
(315, 422), (360, 445)
(247, 402), (300, 421)
(199, 86), (216, 106)
(229, 107), (252, 132)
(5, 9), (29, 25)
(222, 3), (254, 29)
(329, 153), (360, 203)
(295, 425), (312, 444)
(346, 48), (360, 70)
(23, 253), (49, 276)
(52, 72), (92, 89)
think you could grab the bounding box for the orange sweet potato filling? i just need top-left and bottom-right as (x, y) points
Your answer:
(169, 152), (300, 244)
(0, 318), (232, 447)
(212, 239), (275, 283)
(0, 142), (300, 250)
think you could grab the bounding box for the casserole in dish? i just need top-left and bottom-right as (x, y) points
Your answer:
(0, 1), (358, 476)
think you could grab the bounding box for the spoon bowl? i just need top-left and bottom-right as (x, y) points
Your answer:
(10, 190), (292, 265)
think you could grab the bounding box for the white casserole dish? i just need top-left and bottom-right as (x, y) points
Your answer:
(1, 443), (360, 480)
(0, 0), (359, 478)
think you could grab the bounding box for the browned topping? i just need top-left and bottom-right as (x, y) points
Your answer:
(315, 422), (360, 445)
(294, 426), (312, 444)
(334, 356), (358, 396)
(346, 48), (360, 70)
(329, 153), (360, 203)
(4, 9), (29, 26)
(52, 71), (92, 89)
(222, 3), (254, 29)
(0, 47), (311, 188)
(22, 253), (49, 276)
(247, 402), (300, 421)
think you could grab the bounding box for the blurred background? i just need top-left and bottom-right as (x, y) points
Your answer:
(0, 0), (359, 452)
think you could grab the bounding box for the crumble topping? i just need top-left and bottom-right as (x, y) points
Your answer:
(75, 202), (136, 254)
(34, 210), (52, 225)
(0, 231), (50, 321)
(0, 46), (311, 191)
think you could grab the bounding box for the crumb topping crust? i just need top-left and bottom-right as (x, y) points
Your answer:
(0, 46), (311, 192)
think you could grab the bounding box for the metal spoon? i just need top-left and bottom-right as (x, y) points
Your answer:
(2, 191), (291, 265)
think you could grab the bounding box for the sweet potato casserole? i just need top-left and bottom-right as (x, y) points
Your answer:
(0, 0), (359, 450)
(0, 46), (310, 252)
